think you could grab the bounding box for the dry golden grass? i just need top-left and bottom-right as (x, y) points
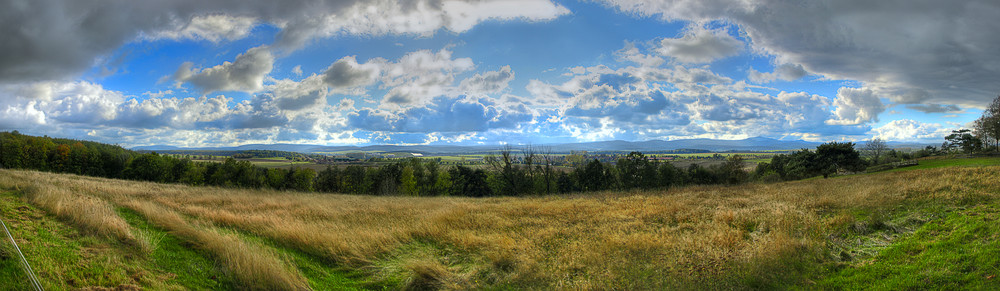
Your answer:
(13, 179), (147, 252)
(1, 166), (997, 289)
(0, 171), (308, 290)
(122, 200), (309, 290)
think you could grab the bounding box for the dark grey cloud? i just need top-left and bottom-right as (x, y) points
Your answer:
(459, 66), (514, 94)
(905, 104), (961, 114)
(174, 46), (274, 94)
(322, 56), (380, 89)
(748, 63), (808, 83)
(656, 24), (743, 63)
(0, 0), (161, 82)
(0, 0), (567, 85)
(605, 0), (1000, 107)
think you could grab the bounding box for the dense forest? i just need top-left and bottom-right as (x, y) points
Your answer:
(0, 131), (929, 197)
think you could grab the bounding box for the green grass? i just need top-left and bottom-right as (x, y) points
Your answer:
(312, 151), (384, 155)
(0, 189), (242, 290)
(116, 207), (236, 290)
(0, 191), (165, 290)
(882, 156), (1000, 173)
(819, 202), (1000, 289)
(809, 156), (1000, 181)
(250, 161), (314, 168)
(204, 225), (369, 290)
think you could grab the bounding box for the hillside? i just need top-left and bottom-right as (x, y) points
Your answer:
(1, 163), (998, 289)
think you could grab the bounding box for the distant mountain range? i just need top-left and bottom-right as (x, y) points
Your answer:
(132, 137), (932, 155)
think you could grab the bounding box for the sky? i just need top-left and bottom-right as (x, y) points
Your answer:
(1, 0), (999, 147)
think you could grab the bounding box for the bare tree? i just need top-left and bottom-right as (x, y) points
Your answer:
(484, 145), (513, 172)
(862, 138), (889, 165)
(522, 144), (536, 179)
(485, 145), (518, 195)
(540, 146), (554, 194)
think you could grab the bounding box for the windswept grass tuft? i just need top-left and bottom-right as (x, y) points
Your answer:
(122, 200), (309, 290)
(20, 181), (148, 252)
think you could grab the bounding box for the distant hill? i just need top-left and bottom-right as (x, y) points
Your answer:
(132, 137), (843, 154)
(545, 137), (823, 152)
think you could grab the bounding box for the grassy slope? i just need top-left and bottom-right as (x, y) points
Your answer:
(809, 156), (1000, 289)
(885, 156), (1000, 172)
(116, 207), (238, 289)
(819, 202), (1000, 289)
(0, 157), (998, 289)
(0, 190), (235, 290)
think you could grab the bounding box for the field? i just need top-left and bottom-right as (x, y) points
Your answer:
(1, 159), (999, 289)
(186, 156), (331, 172)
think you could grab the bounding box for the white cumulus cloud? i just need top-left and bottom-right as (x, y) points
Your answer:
(827, 87), (886, 125)
(871, 119), (952, 142)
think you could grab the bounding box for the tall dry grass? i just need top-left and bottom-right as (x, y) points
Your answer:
(1, 166), (997, 289)
(12, 178), (148, 252)
(122, 200), (309, 290)
(0, 171), (308, 290)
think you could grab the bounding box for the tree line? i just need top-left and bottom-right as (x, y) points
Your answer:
(2, 131), (887, 197)
(0, 131), (316, 191)
(311, 150), (752, 196)
(938, 95), (1000, 154)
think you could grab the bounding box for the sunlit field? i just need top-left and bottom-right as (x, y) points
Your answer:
(1, 164), (998, 289)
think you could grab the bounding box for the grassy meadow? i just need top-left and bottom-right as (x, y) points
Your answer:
(1, 160), (999, 289)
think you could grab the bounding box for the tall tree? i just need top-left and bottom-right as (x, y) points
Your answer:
(433, 169), (453, 196)
(484, 145), (530, 195)
(658, 163), (686, 187)
(720, 154), (748, 184)
(400, 166), (418, 196)
(451, 166), (491, 197)
(944, 129), (982, 153)
(815, 142), (865, 178)
(616, 152), (648, 189)
(974, 95), (1000, 151)
(580, 159), (613, 191)
(285, 167), (316, 192)
(862, 138), (889, 165)
(0, 133), (25, 169)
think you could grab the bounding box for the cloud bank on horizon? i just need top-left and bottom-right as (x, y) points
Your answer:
(0, 0), (996, 147)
